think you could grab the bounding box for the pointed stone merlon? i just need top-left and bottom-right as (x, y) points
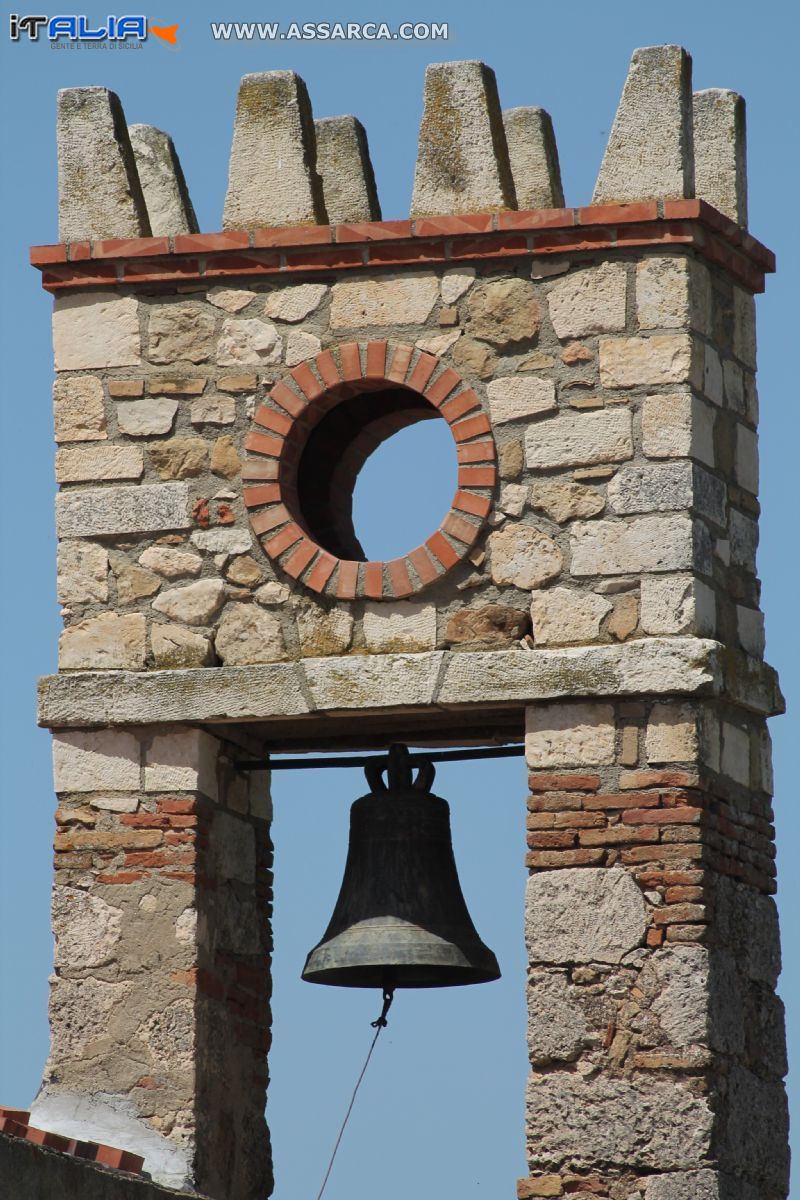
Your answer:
(593, 45), (694, 205)
(223, 71), (327, 230)
(57, 87), (150, 242)
(693, 89), (748, 227)
(129, 125), (198, 236)
(503, 107), (564, 210)
(411, 60), (516, 217)
(314, 116), (381, 223)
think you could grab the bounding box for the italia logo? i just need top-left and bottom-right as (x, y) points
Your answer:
(9, 14), (178, 43)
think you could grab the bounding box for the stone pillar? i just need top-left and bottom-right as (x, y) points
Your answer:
(30, 728), (272, 1199)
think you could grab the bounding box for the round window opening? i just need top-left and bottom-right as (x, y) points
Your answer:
(244, 343), (497, 599)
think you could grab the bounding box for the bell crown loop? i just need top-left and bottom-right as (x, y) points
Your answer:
(364, 743), (436, 795)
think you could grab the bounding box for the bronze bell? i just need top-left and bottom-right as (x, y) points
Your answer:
(302, 745), (500, 989)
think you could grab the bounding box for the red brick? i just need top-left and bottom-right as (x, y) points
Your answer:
(426, 531), (461, 570)
(284, 245), (364, 270)
(174, 231), (249, 254)
(290, 361), (324, 400)
(336, 219), (413, 242)
(527, 830), (576, 849)
(201, 253), (280, 278)
(453, 489), (492, 519)
(619, 769), (700, 790)
(339, 342), (363, 381)
(415, 213), (494, 236)
(646, 928), (665, 947)
(94, 1145), (145, 1174)
(243, 484), (281, 508)
(553, 812), (607, 829)
(269, 380), (307, 418)
(447, 234), (528, 260)
(314, 349), (340, 388)
(451, 413), (492, 442)
(579, 826), (660, 847)
(363, 561), (384, 598)
(526, 848), (605, 868)
(387, 344), (414, 383)
(442, 512), (479, 546)
(583, 791), (661, 811)
(665, 886), (704, 904)
(157, 797), (201, 814)
(69, 241), (92, 261)
(407, 353), (438, 393)
(304, 551), (337, 594)
(365, 340), (388, 379)
(29, 244), (68, 265)
(653, 904), (707, 925)
(253, 406), (292, 436)
(533, 228), (615, 254)
(262, 522), (303, 558)
(425, 367), (461, 406)
(497, 207), (575, 231)
(440, 389), (481, 423)
(408, 546), (440, 586)
(578, 201), (658, 225)
(282, 538), (318, 580)
(456, 439), (496, 463)
(387, 557), (414, 598)
(369, 240), (447, 265)
(621, 844), (703, 865)
(93, 236), (170, 259)
(621, 807), (701, 826)
(458, 465), (497, 488)
(244, 431), (284, 458)
(527, 772), (601, 792)
(336, 560), (360, 599)
(253, 224), (332, 248)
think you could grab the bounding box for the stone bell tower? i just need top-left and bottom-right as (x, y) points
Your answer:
(18, 43), (787, 1200)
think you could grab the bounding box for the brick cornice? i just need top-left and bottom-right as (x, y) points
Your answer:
(30, 200), (775, 294)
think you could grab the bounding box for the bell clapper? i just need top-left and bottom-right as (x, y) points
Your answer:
(370, 983), (395, 1029)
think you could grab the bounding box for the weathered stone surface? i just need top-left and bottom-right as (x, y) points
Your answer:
(147, 305), (216, 365)
(304, 653), (444, 711)
(138, 545), (202, 579)
(489, 523), (563, 589)
(52, 886), (122, 969)
(526, 867), (647, 963)
(715, 876), (781, 987)
(608, 461), (693, 514)
(152, 579), (226, 626)
(211, 811), (256, 884)
(645, 702), (698, 762)
(466, 278), (540, 347)
(416, 330), (461, 356)
(640, 575), (715, 636)
(191, 529), (253, 556)
(599, 335), (698, 389)
(56, 483), (190, 538)
(286, 329), (322, 366)
(735, 425), (759, 494)
(607, 593), (639, 641)
(693, 89), (747, 226)
(527, 973), (592, 1067)
(647, 944), (709, 1047)
(452, 336), (497, 380)
(721, 721), (751, 786)
(411, 60), (514, 216)
(255, 581), (290, 606)
(207, 288), (252, 314)
(128, 123), (198, 237)
(225, 555), (263, 588)
(547, 263), (627, 339)
(499, 439), (524, 481)
(138, 998), (194, 1071)
(264, 283), (327, 323)
(644, 1171), (720, 1200)
(57, 87), (149, 241)
(592, 45), (694, 204)
(641, 392), (715, 464)
(53, 294), (140, 371)
(487, 376), (556, 424)
(47, 977), (131, 1060)
(216, 318), (282, 366)
(110, 555), (161, 604)
(440, 268), (476, 305)
(149, 438), (208, 480)
(210, 435), (241, 477)
(315, 115), (381, 223)
(223, 71), (326, 229)
(444, 604), (528, 647)
(116, 397), (178, 437)
(530, 588), (612, 646)
(529, 480), (605, 524)
(59, 613), (147, 671)
(636, 257), (691, 330)
(330, 273), (438, 329)
(720, 1065), (790, 1194)
(151, 623), (213, 669)
(57, 542), (109, 605)
(296, 607), (354, 657)
(363, 602), (437, 653)
(503, 106), (564, 210)
(729, 509), (758, 569)
(526, 1071), (712, 1171)
(190, 394), (236, 425)
(499, 483), (528, 516)
(526, 409), (633, 470)
(55, 445), (144, 483)
(214, 603), (286, 665)
(144, 728), (219, 797)
(53, 376), (107, 443)
(570, 515), (694, 576)
(53, 729), (140, 793)
(525, 703), (615, 767)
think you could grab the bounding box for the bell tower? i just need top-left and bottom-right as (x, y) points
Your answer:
(22, 44), (788, 1200)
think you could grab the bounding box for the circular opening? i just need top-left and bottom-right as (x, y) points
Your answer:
(294, 386), (457, 561)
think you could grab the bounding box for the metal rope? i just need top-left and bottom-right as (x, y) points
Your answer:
(314, 988), (395, 1200)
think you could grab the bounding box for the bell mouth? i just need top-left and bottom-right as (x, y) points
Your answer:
(301, 917), (501, 989)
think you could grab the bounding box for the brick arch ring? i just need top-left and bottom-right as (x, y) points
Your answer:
(242, 340), (498, 600)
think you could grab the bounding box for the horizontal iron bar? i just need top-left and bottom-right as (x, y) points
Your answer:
(235, 744), (525, 772)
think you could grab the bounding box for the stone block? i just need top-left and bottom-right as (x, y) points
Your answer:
(191, 529), (253, 555)
(641, 392), (715, 465)
(503, 106), (564, 210)
(636, 257), (691, 330)
(411, 60), (514, 216)
(152, 579), (226, 625)
(525, 702), (615, 767)
(444, 604), (528, 648)
(57, 542), (109, 605)
(592, 45), (694, 204)
(527, 972), (591, 1064)
(529, 480), (605, 524)
(487, 376), (556, 424)
(640, 575), (716, 636)
(525, 867), (647, 963)
(530, 588), (612, 646)
(264, 283), (327, 323)
(720, 1065), (790, 1194)
(215, 318), (282, 367)
(315, 115), (381, 222)
(223, 71), (326, 229)
(296, 607), (354, 657)
(149, 438), (208, 480)
(466, 278), (541, 347)
(138, 546), (202, 579)
(144, 728), (219, 798)
(207, 288), (253, 314)
(330, 273), (439, 329)
(190, 394), (236, 425)
(645, 703), (698, 762)
(362, 602), (437, 653)
(736, 605), (765, 657)
(304, 652), (444, 710)
(644, 1172), (720, 1200)
(547, 263), (627, 340)
(599, 335), (700, 389)
(211, 811), (256, 884)
(147, 304), (216, 365)
(570, 515), (694, 576)
(441, 269), (476, 304)
(729, 509), (758, 569)
(53, 293), (140, 371)
(693, 89), (747, 226)
(52, 886), (122, 969)
(214, 603), (287, 664)
(116, 397), (179, 437)
(721, 721), (750, 786)
(59, 612), (147, 670)
(525, 409), (633, 470)
(56, 483), (190, 538)
(151, 624), (214, 669)
(734, 425), (758, 494)
(53, 729), (140, 792)
(53, 376), (107, 443)
(55, 445), (144, 482)
(128, 123), (198, 236)
(286, 330), (322, 366)
(489, 523), (563, 589)
(57, 87), (149, 241)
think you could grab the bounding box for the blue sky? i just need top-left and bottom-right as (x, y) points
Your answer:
(1, 1), (798, 1195)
